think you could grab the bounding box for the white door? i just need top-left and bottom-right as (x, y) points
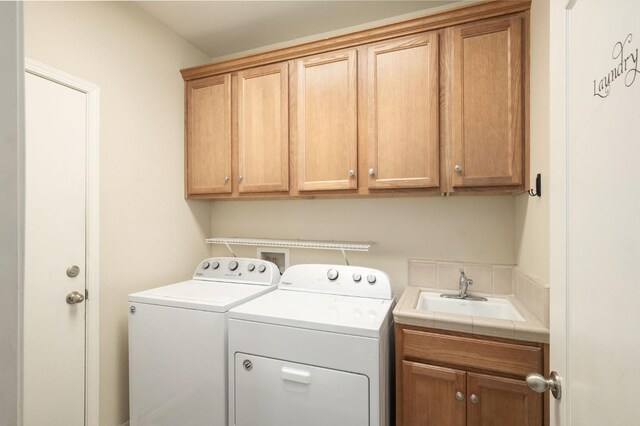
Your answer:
(23, 71), (87, 426)
(550, 0), (640, 424)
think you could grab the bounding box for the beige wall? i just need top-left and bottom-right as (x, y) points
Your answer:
(211, 197), (516, 297)
(515, 0), (550, 285)
(0, 4), (24, 425)
(24, 2), (211, 425)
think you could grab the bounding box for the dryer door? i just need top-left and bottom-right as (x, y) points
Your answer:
(234, 353), (369, 426)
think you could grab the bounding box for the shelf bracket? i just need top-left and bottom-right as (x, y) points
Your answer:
(223, 242), (237, 258)
(340, 247), (350, 266)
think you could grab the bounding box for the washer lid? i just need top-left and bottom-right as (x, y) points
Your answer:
(228, 289), (394, 338)
(128, 280), (277, 312)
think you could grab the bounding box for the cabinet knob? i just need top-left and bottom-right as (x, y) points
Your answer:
(368, 168), (376, 176)
(349, 170), (355, 177)
(454, 164), (463, 173)
(238, 175), (243, 182)
(470, 394), (479, 404)
(224, 176), (229, 183)
(455, 391), (464, 401)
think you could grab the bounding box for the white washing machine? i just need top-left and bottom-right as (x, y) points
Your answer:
(228, 264), (394, 426)
(128, 257), (280, 426)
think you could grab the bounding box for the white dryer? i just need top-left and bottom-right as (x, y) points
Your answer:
(128, 257), (280, 426)
(228, 264), (394, 426)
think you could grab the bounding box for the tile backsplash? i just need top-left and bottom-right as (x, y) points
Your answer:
(409, 260), (514, 295)
(514, 268), (550, 327)
(409, 259), (549, 327)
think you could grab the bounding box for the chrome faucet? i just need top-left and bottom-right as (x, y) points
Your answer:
(441, 269), (487, 301)
(458, 269), (473, 298)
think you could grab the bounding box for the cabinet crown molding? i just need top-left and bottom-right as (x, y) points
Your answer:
(180, 0), (531, 81)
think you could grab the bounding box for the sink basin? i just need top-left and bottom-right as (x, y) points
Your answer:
(417, 291), (525, 322)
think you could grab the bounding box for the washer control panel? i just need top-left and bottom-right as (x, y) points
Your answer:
(193, 257), (280, 286)
(279, 264), (392, 300)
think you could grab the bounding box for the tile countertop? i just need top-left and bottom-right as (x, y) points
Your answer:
(393, 287), (549, 344)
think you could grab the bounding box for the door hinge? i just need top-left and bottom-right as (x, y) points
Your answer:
(85, 288), (89, 301)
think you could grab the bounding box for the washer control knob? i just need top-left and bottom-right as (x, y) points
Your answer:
(228, 260), (239, 271)
(211, 261), (220, 269)
(202, 261), (210, 269)
(327, 269), (339, 280)
(247, 263), (255, 272)
(352, 273), (362, 282)
(367, 274), (377, 285)
(257, 264), (267, 273)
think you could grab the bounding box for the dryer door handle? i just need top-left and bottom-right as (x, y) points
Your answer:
(281, 367), (311, 384)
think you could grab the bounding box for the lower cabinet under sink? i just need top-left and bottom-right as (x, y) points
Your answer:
(396, 324), (548, 426)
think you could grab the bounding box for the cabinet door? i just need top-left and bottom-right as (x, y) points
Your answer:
(467, 373), (542, 426)
(186, 74), (232, 195)
(450, 17), (523, 188)
(401, 361), (466, 426)
(293, 50), (357, 191)
(366, 32), (440, 189)
(238, 62), (289, 193)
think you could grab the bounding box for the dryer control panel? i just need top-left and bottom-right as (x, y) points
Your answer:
(279, 264), (392, 300)
(193, 257), (280, 286)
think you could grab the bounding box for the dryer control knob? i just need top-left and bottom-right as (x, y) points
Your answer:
(327, 269), (339, 280)
(228, 260), (239, 271)
(352, 273), (362, 282)
(367, 274), (377, 284)
(257, 264), (266, 273)
(202, 261), (210, 269)
(247, 263), (255, 272)
(211, 261), (220, 269)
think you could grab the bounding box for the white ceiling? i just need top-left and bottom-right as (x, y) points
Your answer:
(136, 1), (460, 59)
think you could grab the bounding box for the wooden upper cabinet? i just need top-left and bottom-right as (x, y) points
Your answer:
(366, 32), (440, 190)
(401, 361), (466, 426)
(186, 74), (232, 195)
(181, 2), (531, 199)
(449, 16), (524, 188)
(237, 62), (289, 193)
(467, 373), (542, 426)
(292, 49), (358, 191)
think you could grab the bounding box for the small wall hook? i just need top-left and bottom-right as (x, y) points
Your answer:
(528, 173), (542, 197)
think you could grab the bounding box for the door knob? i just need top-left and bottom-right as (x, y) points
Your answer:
(526, 371), (562, 400)
(66, 291), (85, 305)
(66, 265), (80, 278)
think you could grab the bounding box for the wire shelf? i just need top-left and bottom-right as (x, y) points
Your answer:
(205, 237), (373, 252)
